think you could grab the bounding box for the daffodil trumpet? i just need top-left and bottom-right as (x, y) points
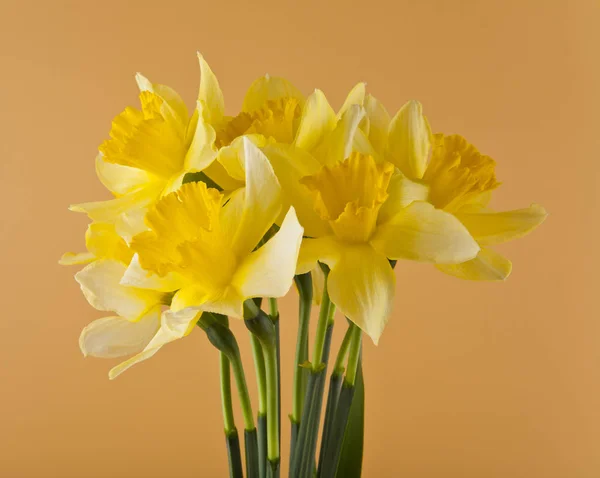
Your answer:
(62, 54), (546, 477)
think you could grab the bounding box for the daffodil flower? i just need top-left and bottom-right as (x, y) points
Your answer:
(61, 223), (169, 368)
(380, 99), (548, 280)
(264, 105), (480, 344)
(70, 69), (222, 241)
(194, 55), (369, 185)
(81, 139), (303, 378)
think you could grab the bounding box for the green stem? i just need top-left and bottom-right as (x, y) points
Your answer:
(269, 298), (281, 457)
(291, 323), (334, 478)
(244, 303), (280, 474)
(344, 324), (362, 387)
(201, 316), (255, 431)
(312, 267), (335, 371)
(245, 428), (260, 478)
(333, 324), (353, 374)
(263, 341), (279, 464)
(292, 273), (312, 424)
(258, 414), (267, 478)
(250, 334), (267, 415)
(225, 429), (244, 478)
(220, 353), (236, 434)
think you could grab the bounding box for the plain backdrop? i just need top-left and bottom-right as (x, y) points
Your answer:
(1, 1), (598, 477)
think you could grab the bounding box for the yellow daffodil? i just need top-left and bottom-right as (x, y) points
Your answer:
(70, 69), (220, 241)
(264, 105), (480, 344)
(380, 100), (547, 280)
(194, 54), (369, 185)
(61, 223), (169, 365)
(83, 139), (302, 378)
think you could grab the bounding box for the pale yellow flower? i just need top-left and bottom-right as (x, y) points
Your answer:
(70, 70), (218, 241)
(381, 100), (548, 280)
(266, 105), (480, 343)
(61, 223), (168, 366)
(103, 139), (304, 378)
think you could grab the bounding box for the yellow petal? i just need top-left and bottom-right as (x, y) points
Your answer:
(323, 243), (395, 344)
(79, 307), (160, 359)
(85, 222), (133, 264)
(109, 308), (200, 379)
(75, 259), (165, 321)
(388, 100), (432, 180)
(121, 254), (185, 292)
(296, 236), (340, 275)
(59, 251), (95, 266)
(217, 135), (268, 183)
(338, 82), (366, 117)
(171, 286), (244, 319)
(262, 143), (330, 238)
(230, 138), (282, 257)
(135, 72), (189, 126)
(312, 104), (365, 166)
(203, 159), (245, 192)
(197, 53), (225, 125)
(455, 204), (548, 246)
(371, 201), (479, 264)
(364, 94), (390, 154)
(70, 182), (164, 224)
(294, 89), (337, 152)
(95, 154), (152, 196)
(184, 101), (218, 172)
(436, 247), (512, 281)
(310, 266), (325, 305)
(242, 75), (304, 113)
(233, 207), (304, 299)
(377, 172), (430, 224)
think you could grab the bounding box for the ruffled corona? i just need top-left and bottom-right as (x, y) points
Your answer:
(424, 134), (500, 212)
(216, 97), (302, 148)
(301, 153), (394, 242)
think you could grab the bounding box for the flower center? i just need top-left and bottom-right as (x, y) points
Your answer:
(216, 97), (301, 147)
(100, 91), (188, 179)
(132, 182), (237, 290)
(424, 134), (499, 211)
(301, 153), (394, 243)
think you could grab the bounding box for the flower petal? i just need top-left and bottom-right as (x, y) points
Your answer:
(121, 254), (185, 292)
(296, 236), (340, 275)
(75, 259), (164, 321)
(197, 53), (225, 125)
(312, 105), (366, 166)
(436, 247), (512, 281)
(294, 89), (337, 152)
(371, 201), (479, 264)
(59, 251), (95, 266)
(171, 286), (244, 319)
(79, 307), (161, 359)
(262, 143), (330, 238)
(377, 172), (430, 225)
(233, 207), (304, 299)
(135, 72), (189, 126)
(70, 182), (164, 224)
(324, 244), (395, 345)
(242, 75), (304, 113)
(388, 100), (432, 180)
(338, 82), (366, 117)
(95, 154), (152, 196)
(230, 138), (282, 257)
(455, 204), (548, 246)
(108, 308), (200, 379)
(364, 94), (390, 154)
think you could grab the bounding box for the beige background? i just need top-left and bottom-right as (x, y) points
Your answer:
(1, 1), (598, 476)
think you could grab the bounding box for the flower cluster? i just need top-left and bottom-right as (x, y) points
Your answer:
(62, 54), (546, 379)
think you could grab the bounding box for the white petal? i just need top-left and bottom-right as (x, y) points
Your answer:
(79, 308), (160, 359)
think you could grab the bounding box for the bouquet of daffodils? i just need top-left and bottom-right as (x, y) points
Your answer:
(61, 54), (546, 478)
